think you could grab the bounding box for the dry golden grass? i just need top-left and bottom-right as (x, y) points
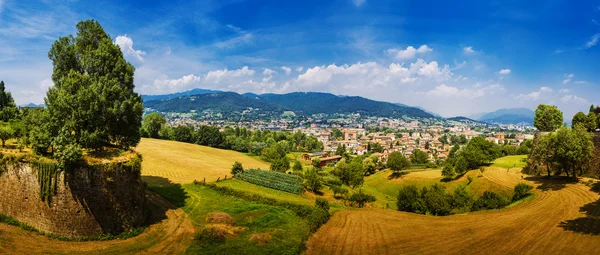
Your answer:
(135, 138), (270, 184)
(307, 168), (600, 255)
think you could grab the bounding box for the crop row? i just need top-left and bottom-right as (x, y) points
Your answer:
(236, 169), (304, 194)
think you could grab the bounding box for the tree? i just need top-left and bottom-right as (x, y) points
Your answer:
(438, 135), (448, 146)
(572, 112), (595, 131)
(332, 128), (343, 139)
(304, 167), (323, 193)
(512, 183), (533, 201)
(387, 151), (410, 172)
(172, 125), (194, 143)
(530, 133), (556, 177)
(0, 81), (18, 122)
(362, 157), (376, 175)
(261, 143), (287, 163)
(231, 161), (244, 175)
(293, 160), (303, 171)
(553, 126), (594, 178)
(533, 104), (563, 132)
(424, 141), (430, 150)
(270, 157), (290, 172)
(142, 113), (166, 138)
(410, 149), (429, 164)
(454, 155), (468, 175)
(441, 163), (455, 179)
(348, 190), (376, 208)
(396, 185), (422, 213)
(332, 159), (364, 188)
(0, 125), (14, 147)
(422, 183), (452, 216)
(196, 125), (224, 147)
(46, 20), (143, 150)
(335, 144), (346, 156)
(452, 185), (474, 212)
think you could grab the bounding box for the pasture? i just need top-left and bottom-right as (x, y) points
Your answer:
(136, 138), (270, 184)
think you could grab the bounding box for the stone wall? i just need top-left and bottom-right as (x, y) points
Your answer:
(0, 156), (147, 238)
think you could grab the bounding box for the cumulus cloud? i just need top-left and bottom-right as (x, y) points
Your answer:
(539, 87), (553, 93)
(115, 35), (146, 62)
(561, 94), (588, 104)
(426, 83), (504, 99)
(296, 67), (304, 72)
(562, 73), (574, 84)
(205, 66), (255, 82)
(517, 86), (553, 101)
(387, 45), (432, 59)
(497, 69), (511, 75)
(559, 88), (570, 93)
(153, 74), (202, 91)
(585, 33), (600, 48)
(280, 66), (291, 75)
(463, 46), (476, 54)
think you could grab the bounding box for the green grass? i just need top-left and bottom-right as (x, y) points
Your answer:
(150, 183), (310, 255)
(492, 155), (528, 169)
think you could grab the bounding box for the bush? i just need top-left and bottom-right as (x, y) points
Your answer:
(467, 175), (474, 185)
(472, 191), (507, 211)
(425, 162), (437, 169)
(304, 168), (323, 193)
(195, 227), (227, 244)
(396, 185), (423, 213)
(308, 208), (330, 233)
(441, 163), (455, 179)
(231, 161), (244, 175)
(315, 198), (330, 212)
(452, 185), (474, 212)
(348, 190), (376, 208)
(330, 185), (349, 198)
(512, 183), (533, 201)
(293, 160), (303, 171)
(270, 157), (290, 172)
(421, 184), (453, 216)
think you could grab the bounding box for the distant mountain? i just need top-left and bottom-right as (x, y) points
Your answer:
(144, 92), (284, 114)
(142, 88), (221, 102)
(145, 90), (434, 119)
(395, 103), (441, 118)
(447, 116), (484, 124)
(19, 103), (45, 108)
(478, 108), (534, 125)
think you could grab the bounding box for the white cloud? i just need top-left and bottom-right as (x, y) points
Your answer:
(205, 66), (255, 82)
(153, 74), (202, 91)
(463, 46), (476, 54)
(559, 89), (570, 93)
(115, 35), (146, 62)
(214, 33), (253, 49)
(40, 78), (53, 91)
(296, 67), (304, 72)
(0, 0), (4, 13)
(560, 95), (588, 104)
(280, 66), (291, 75)
(574, 80), (587, 84)
(426, 83), (504, 99)
(497, 69), (511, 75)
(562, 73), (574, 84)
(387, 45), (432, 59)
(517, 86), (553, 101)
(352, 0), (365, 7)
(539, 86), (552, 93)
(585, 33), (600, 48)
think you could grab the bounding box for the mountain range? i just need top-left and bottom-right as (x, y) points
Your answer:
(143, 90), (434, 119)
(477, 108), (535, 125)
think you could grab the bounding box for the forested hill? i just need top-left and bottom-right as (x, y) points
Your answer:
(142, 88), (221, 102)
(143, 90), (434, 119)
(479, 108), (535, 125)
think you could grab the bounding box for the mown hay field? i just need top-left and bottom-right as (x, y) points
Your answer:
(307, 166), (600, 255)
(136, 138), (270, 184)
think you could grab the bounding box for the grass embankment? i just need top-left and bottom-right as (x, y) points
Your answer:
(149, 182), (310, 255)
(492, 155), (528, 169)
(136, 138), (270, 184)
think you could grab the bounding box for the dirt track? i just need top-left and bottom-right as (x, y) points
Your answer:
(0, 192), (195, 255)
(307, 167), (600, 255)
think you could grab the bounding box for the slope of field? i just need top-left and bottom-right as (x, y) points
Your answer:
(307, 167), (600, 255)
(136, 138), (270, 184)
(0, 191), (194, 255)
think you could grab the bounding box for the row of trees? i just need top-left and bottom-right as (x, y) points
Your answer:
(525, 104), (597, 178)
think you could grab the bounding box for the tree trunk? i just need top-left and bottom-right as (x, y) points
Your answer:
(565, 169), (570, 177)
(546, 163), (551, 177)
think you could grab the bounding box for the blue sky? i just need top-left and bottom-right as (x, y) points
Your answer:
(0, 0), (599, 118)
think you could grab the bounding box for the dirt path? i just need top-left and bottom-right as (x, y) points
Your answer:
(0, 191), (195, 255)
(307, 170), (600, 255)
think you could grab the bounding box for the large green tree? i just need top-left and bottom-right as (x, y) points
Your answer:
(142, 113), (166, 138)
(533, 104), (563, 132)
(410, 149), (429, 164)
(572, 112), (595, 131)
(0, 81), (18, 122)
(46, 20), (143, 150)
(553, 126), (594, 178)
(387, 151), (410, 172)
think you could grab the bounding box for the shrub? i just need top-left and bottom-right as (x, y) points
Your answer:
(425, 162), (437, 169)
(396, 185), (423, 213)
(421, 183), (453, 216)
(512, 183), (533, 201)
(293, 160), (303, 171)
(330, 185), (349, 198)
(308, 208), (330, 233)
(324, 176), (342, 187)
(452, 185), (474, 212)
(472, 191), (507, 211)
(304, 168), (323, 193)
(231, 161), (244, 175)
(270, 157), (290, 172)
(441, 163), (455, 179)
(348, 190), (376, 208)
(195, 227), (227, 244)
(315, 198), (330, 212)
(467, 175), (474, 185)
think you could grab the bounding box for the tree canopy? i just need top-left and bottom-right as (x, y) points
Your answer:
(45, 19), (143, 151)
(534, 104), (563, 132)
(387, 151), (410, 172)
(142, 113), (166, 138)
(0, 81), (18, 122)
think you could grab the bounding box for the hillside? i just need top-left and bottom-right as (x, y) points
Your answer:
(142, 88), (221, 102)
(136, 138), (270, 184)
(144, 92), (285, 118)
(479, 108), (534, 124)
(447, 116), (486, 124)
(144, 90), (434, 119)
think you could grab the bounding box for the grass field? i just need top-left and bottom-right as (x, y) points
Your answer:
(492, 155), (528, 169)
(136, 138), (270, 184)
(307, 161), (600, 255)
